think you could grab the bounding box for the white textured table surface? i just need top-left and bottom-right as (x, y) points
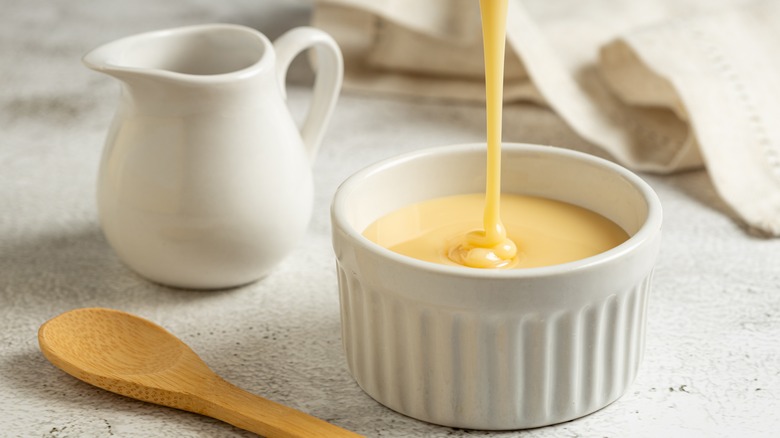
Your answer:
(1, 1), (779, 437)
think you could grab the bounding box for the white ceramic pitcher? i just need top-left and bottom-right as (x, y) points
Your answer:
(83, 24), (343, 289)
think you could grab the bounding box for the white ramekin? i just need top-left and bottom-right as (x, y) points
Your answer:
(331, 143), (662, 430)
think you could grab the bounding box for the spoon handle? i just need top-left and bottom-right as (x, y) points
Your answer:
(198, 377), (363, 438)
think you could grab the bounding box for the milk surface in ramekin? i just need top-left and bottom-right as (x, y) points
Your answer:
(331, 143), (662, 430)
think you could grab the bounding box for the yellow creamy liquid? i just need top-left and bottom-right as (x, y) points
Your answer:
(362, 0), (629, 269)
(446, 0), (518, 268)
(363, 194), (628, 269)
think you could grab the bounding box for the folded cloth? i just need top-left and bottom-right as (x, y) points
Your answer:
(313, 0), (780, 236)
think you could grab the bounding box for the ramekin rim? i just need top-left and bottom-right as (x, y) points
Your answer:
(331, 142), (663, 280)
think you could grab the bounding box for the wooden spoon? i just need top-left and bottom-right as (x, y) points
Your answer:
(38, 307), (362, 438)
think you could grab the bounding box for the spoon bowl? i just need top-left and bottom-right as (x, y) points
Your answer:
(41, 307), (189, 376)
(39, 307), (360, 438)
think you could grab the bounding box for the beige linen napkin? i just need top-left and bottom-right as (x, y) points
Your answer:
(313, 0), (780, 236)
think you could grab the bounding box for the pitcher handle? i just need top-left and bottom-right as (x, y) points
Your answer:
(274, 27), (343, 164)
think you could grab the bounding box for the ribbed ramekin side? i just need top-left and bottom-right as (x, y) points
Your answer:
(337, 263), (653, 430)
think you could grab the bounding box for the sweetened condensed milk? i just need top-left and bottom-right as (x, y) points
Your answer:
(363, 194), (628, 269)
(363, 0), (629, 269)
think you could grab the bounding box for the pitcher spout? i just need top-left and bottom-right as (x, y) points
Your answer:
(81, 32), (170, 84)
(82, 38), (136, 79)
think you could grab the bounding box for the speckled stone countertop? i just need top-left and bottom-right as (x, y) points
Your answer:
(1, 1), (778, 437)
